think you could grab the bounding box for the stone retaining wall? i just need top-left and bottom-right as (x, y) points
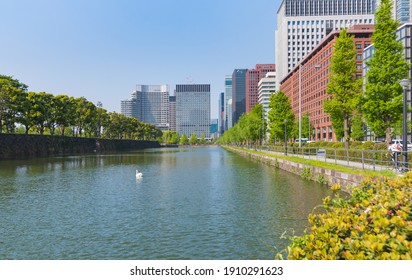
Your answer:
(0, 134), (160, 159)
(227, 147), (364, 192)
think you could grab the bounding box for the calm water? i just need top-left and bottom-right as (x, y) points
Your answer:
(0, 147), (331, 259)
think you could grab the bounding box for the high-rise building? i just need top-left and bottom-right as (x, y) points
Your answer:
(232, 69), (248, 125)
(169, 96), (176, 132)
(258, 71), (277, 121)
(224, 75), (233, 130)
(395, 0), (412, 23)
(218, 92), (225, 136)
(275, 0), (377, 87)
(120, 85), (170, 130)
(280, 24), (374, 142)
(246, 64), (276, 113)
(175, 84), (211, 138)
(120, 91), (138, 118)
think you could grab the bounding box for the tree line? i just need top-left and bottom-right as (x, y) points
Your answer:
(0, 75), (162, 141)
(219, 0), (410, 147)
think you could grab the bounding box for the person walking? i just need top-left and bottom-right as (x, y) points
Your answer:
(388, 141), (402, 170)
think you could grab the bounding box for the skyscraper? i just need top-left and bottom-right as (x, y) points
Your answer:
(232, 69), (248, 125)
(275, 0), (377, 86)
(218, 92), (225, 136)
(169, 96), (176, 132)
(175, 84), (211, 138)
(120, 91), (138, 118)
(120, 85), (170, 130)
(246, 64), (276, 113)
(395, 0), (412, 22)
(224, 75), (233, 130)
(258, 71), (277, 121)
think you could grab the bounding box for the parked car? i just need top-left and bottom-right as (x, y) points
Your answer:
(392, 139), (412, 151)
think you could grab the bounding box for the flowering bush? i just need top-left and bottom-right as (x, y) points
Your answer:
(287, 173), (412, 259)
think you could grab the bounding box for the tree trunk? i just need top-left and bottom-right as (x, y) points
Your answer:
(386, 126), (392, 144)
(344, 116), (349, 149)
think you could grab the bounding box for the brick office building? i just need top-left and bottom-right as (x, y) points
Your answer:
(280, 25), (374, 142)
(246, 64), (276, 113)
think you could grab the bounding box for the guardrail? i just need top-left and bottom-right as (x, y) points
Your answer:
(240, 144), (411, 172)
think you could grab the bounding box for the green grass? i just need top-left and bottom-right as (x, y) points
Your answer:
(225, 146), (396, 178)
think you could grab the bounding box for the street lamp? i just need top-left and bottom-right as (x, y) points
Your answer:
(400, 78), (410, 169)
(284, 119), (287, 155)
(299, 64), (321, 148)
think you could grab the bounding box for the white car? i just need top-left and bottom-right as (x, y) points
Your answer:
(392, 139), (412, 151)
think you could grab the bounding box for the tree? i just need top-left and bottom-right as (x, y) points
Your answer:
(189, 133), (198, 145)
(180, 134), (189, 145)
(268, 90), (295, 142)
(350, 114), (365, 141)
(324, 28), (362, 149)
(0, 75), (28, 133)
(199, 132), (206, 145)
(362, 0), (409, 144)
(301, 113), (313, 139)
(54, 95), (76, 136)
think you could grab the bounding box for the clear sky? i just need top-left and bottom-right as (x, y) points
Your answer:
(0, 0), (281, 118)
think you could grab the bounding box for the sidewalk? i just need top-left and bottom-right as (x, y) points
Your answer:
(250, 146), (399, 173)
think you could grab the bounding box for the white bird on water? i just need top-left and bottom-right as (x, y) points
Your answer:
(136, 170), (143, 179)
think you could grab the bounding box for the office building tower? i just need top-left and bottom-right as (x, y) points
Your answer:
(169, 96), (176, 132)
(175, 84), (211, 138)
(218, 92), (225, 136)
(120, 91), (138, 118)
(258, 71), (277, 121)
(120, 85), (170, 130)
(280, 24), (374, 142)
(224, 75), (233, 130)
(395, 0), (412, 22)
(232, 69), (248, 125)
(135, 85), (170, 130)
(227, 99), (233, 131)
(246, 64), (276, 113)
(275, 0), (377, 87)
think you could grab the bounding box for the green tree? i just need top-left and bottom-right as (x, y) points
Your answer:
(189, 133), (198, 145)
(362, 0), (409, 144)
(199, 132), (206, 145)
(54, 95), (76, 136)
(324, 28), (362, 149)
(180, 134), (189, 145)
(268, 90), (295, 142)
(0, 75), (28, 133)
(350, 114), (365, 141)
(301, 113), (313, 139)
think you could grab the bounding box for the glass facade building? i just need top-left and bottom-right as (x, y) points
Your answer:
(232, 69), (248, 125)
(175, 84), (211, 138)
(275, 0), (377, 88)
(120, 85), (170, 130)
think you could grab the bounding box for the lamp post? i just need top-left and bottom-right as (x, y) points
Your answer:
(400, 79), (410, 169)
(284, 119), (287, 155)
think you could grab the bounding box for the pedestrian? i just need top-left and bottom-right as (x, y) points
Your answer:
(388, 141), (402, 169)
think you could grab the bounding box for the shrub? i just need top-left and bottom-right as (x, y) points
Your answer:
(286, 173), (412, 260)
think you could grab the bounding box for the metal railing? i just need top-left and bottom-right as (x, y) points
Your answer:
(239, 144), (411, 172)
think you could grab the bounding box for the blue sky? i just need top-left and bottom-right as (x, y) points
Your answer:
(0, 0), (280, 118)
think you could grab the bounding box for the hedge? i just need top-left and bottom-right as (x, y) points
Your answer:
(284, 173), (412, 260)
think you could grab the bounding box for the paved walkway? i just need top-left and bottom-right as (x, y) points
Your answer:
(249, 147), (407, 174)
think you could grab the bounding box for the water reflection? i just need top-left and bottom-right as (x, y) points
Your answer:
(0, 147), (332, 259)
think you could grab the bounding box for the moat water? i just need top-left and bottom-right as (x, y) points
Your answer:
(0, 147), (331, 259)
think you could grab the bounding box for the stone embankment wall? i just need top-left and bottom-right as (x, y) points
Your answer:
(0, 134), (160, 159)
(227, 147), (364, 192)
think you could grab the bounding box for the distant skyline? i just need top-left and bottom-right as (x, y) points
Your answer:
(0, 0), (279, 118)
